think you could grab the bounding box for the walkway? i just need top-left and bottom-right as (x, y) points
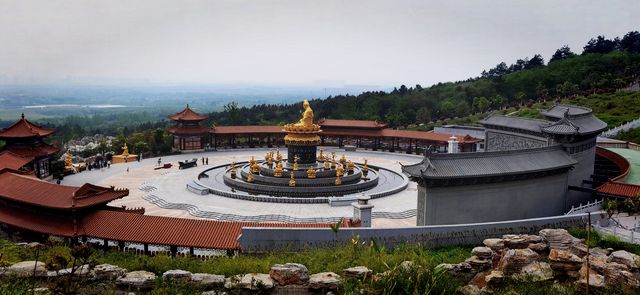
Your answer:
(607, 148), (640, 184)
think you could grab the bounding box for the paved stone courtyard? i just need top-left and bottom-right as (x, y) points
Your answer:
(62, 148), (421, 227)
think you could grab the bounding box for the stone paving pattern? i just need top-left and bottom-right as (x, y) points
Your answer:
(62, 148), (419, 227)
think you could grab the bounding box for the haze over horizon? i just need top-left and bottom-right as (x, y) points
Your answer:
(0, 0), (638, 88)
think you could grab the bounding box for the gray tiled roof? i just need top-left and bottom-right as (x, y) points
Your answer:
(401, 146), (576, 179)
(542, 104), (592, 118)
(479, 115), (548, 133)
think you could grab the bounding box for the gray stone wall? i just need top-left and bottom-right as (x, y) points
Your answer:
(418, 173), (569, 225)
(239, 212), (602, 252)
(485, 130), (546, 152)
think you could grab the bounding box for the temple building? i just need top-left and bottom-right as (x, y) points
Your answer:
(167, 105), (210, 152)
(402, 105), (608, 225)
(0, 114), (59, 178)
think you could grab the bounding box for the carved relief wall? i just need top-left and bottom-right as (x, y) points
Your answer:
(486, 131), (546, 151)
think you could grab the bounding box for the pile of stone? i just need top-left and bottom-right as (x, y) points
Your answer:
(439, 229), (640, 294)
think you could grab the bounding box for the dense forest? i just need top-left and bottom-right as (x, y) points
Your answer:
(208, 31), (640, 128)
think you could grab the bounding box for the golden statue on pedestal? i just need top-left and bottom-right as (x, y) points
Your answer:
(276, 150), (283, 162)
(274, 160), (283, 177)
(331, 158), (337, 170)
(121, 143), (130, 157)
(230, 161), (237, 179)
(283, 100), (322, 145)
(336, 164), (345, 177)
(293, 155), (300, 171)
(318, 148), (326, 161)
(246, 173), (254, 183)
(289, 172), (296, 187)
(267, 153), (274, 169)
(307, 167), (316, 179)
(339, 154), (347, 165)
(347, 160), (355, 174)
(324, 159), (330, 170)
(362, 159), (369, 177)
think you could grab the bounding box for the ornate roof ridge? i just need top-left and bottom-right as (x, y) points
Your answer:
(426, 145), (564, 159)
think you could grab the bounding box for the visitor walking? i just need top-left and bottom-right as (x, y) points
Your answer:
(127, 167), (129, 173)
(202, 157), (205, 165)
(205, 157), (208, 165)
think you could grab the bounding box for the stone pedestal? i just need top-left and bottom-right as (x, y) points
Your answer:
(353, 195), (374, 227)
(287, 145), (317, 164)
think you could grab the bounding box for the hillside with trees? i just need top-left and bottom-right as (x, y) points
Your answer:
(207, 30), (640, 128)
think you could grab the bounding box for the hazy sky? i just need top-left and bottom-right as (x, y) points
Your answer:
(0, 0), (637, 87)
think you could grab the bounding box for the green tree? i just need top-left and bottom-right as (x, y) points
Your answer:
(224, 101), (240, 125)
(472, 97), (490, 113)
(415, 107), (432, 124)
(550, 45), (576, 62)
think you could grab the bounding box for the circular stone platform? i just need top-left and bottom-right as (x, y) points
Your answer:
(60, 148), (420, 226)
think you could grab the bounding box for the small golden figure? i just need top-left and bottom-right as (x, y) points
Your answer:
(274, 160), (283, 177)
(324, 159), (330, 170)
(267, 154), (274, 169)
(339, 154), (347, 165)
(276, 149), (283, 162)
(336, 164), (345, 177)
(347, 160), (355, 174)
(362, 159), (369, 177)
(331, 158), (337, 170)
(250, 156), (256, 166)
(230, 162), (237, 179)
(293, 155), (300, 171)
(318, 148), (325, 161)
(289, 171), (296, 187)
(246, 173), (254, 183)
(331, 151), (336, 161)
(307, 167), (317, 178)
(335, 176), (342, 185)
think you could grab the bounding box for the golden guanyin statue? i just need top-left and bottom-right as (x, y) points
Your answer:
(289, 172), (296, 187)
(307, 167), (316, 179)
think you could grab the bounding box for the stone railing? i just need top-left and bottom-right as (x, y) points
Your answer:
(601, 117), (640, 138)
(564, 199), (603, 215)
(239, 213), (604, 252)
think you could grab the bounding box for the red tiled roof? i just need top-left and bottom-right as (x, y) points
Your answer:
(381, 129), (481, 143)
(319, 119), (387, 129)
(168, 105), (207, 122)
(0, 205), (76, 237)
(0, 170), (129, 209)
(167, 125), (211, 135)
(597, 181), (640, 198)
(3, 142), (59, 158)
(0, 115), (55, 139)
(0, 151), (34, 170)
(212, 125), (284, 134)
(81, 210), (337, 249)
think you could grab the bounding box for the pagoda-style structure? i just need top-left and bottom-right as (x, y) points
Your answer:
(166, 105), (210, 152)
(0, 114), (59, 178)
(282, 100), (322, 165)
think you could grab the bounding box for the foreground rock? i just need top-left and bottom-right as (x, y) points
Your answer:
(269, 263), (309, 285)
(191, 273), (225, 289)
(343, 266), (372, 279)
(225, 273), (275, 290)
(116, 270), (157, 290)
(539, 229), (579, 251)
(498, 248), (540, 275)
(607, 250), (640, 270)
(4, 261), (47, 278)
(309, 272), (341, 290)
(517, 262), (553, 281)
(94, 264), (127, 281)
(162, 269), (192, 283)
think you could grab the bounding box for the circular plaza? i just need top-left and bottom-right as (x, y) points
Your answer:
(61, 148), (420, 227)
